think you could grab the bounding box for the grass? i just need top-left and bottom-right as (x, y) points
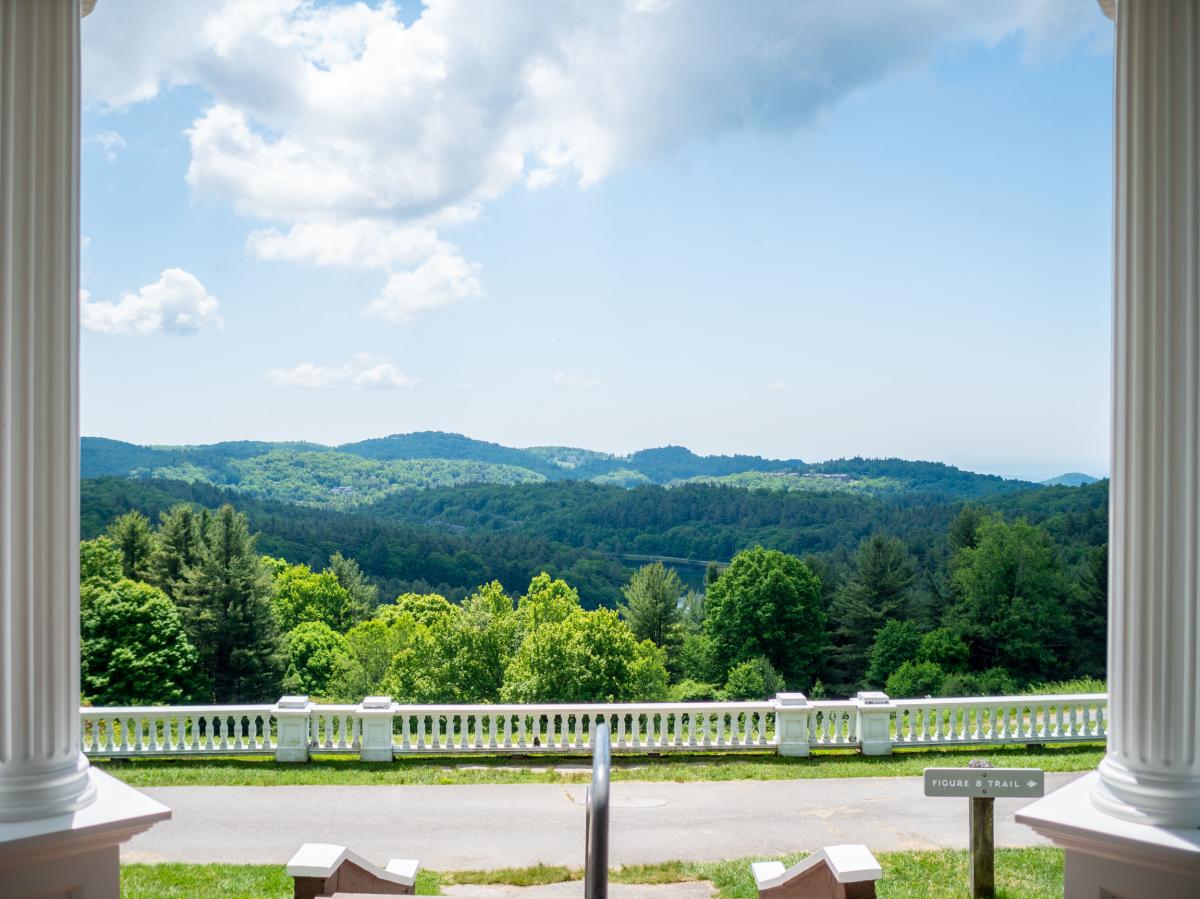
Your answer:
(94, 742), (1103, 787)
(121, 848), (1064, 898)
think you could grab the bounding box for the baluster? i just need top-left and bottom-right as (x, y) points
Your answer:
(500, 714), (511, 750)
(529, 714), (540, 750)
(685, 711), (695, 747)
(1097, 702), (1107, 738)
(1068, 703), (1079, 738)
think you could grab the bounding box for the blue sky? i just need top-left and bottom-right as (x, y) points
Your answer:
(79, 0), (1114, 481)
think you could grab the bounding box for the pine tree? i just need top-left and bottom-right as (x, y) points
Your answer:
(151, 505), (204, 599)
(618, 562), (683, 649)
(106, 511), (156, 582)
(827, 534), (916, 689)
(328, 551), (377, 623)
(182, 505), (283, 702)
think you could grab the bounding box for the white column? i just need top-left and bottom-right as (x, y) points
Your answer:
(1093, 0), (1200, 828)
(0, 0), (96, 822)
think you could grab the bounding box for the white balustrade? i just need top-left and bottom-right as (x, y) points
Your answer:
(77, 692), (1108, 760)
(890, 694), (1107, 747)
(80, 706), (276, 757)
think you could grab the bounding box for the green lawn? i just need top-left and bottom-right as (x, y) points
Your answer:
(121, 848), (1064, 898)
(95, 743), (1102, 787)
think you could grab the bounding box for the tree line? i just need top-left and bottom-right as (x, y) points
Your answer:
(81, 499), (1106, 707)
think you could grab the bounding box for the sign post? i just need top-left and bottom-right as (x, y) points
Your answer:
(923, 765), (1044, 899)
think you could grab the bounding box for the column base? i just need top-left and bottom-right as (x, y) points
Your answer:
(0, 767), (170, 899)
(1017, 771), (1200, 899)
(1093, 755), (1200, 828)
(0, 753), (96, 823)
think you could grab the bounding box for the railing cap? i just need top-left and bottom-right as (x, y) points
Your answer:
(360, 695), (394, 710)
(856, 691), (891, 705)
(276, 695), (311, 710)
(776, 692), (809, 707)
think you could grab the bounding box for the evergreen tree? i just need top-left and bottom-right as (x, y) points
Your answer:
(151, 504), (204, 599)
(948, 505), (984, 552)
(618, 562), (682, 649)
(182, 505), (283, 702)
(107, 510), (156, 582)
(827, 534), (916, 688)
(328, 551), (377, 620)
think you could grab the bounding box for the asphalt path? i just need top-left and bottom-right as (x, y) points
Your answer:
(121, 772), (1080, 870)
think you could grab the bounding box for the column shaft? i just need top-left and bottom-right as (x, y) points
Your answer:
(0, 0), (95, 822)
(1095, 0), (1200, 827)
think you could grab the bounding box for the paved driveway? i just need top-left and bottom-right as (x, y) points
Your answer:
(121, 773), (1080, 870)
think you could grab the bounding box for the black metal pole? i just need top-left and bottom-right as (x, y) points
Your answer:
(585, 721), (610, 899)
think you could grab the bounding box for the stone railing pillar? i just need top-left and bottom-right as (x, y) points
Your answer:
(855, 691), (895, 756)
(274, 696), (312, 763)
(358, 696), (395, 762)
(774, 693), (810, 757)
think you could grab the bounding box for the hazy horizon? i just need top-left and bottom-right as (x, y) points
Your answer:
(81, 428), (1105, 484)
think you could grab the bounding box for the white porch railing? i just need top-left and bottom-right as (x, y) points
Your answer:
(79, 691), (1108, 762)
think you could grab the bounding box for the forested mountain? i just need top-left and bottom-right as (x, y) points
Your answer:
(82, 472), (1108, 611)
(82, 432), (1040, 509)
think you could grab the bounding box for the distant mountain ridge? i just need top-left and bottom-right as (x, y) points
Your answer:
(81, 431), (1041, 509)
(1041, 472), (1101, 487)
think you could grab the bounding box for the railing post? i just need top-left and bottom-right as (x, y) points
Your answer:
(274, 695), (312, 763)
(774, 693), (810, 757)
(358, 696), (395, 762)
(856, 691), (895, 756)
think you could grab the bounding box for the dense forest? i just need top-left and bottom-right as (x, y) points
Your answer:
(79, 434), (1109, 706)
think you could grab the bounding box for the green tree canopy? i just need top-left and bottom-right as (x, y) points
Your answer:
(272, 564), (360, 633)
(82, 579), (202, 705)
(618, 562), (683, 650)
(516, 572), (582, 635)
(828, 534), (917, 687)
(182, 505), (282, 702)
(150, 504), (204, 599)
(865, 618), (923, 686)
(80, 535), (123, 601)
(282, 622), (349, 698)
(501, 608), (667, 703)
(328, 551), (378, 618)
(704, 547), (824, 688)
(948, 516), (1075, 684)
(107, 510), (156, 582)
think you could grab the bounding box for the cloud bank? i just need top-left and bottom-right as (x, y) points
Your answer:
(83, 0), (1107, 323)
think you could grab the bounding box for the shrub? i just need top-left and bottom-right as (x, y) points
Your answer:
(723, 656), (786, 700)
(865, 619), (922, 686)
(885, 660), (945, 698)
(668, 679), (721, 702)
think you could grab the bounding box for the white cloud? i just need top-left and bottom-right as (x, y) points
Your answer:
(82, 0), (1109, 321)
(768, 380), (789, 391)
(267, 353), (418, 390)
(85, 130), (125, 162)
(553, 372), (601, 390)
(365, 253), (483, 323)
(81, 268), (223, 336)
(246, 219), (449, 270)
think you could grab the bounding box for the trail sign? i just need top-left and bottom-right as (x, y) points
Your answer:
(924, 765), (1045, 899)
(924, 767), (1045, 799)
